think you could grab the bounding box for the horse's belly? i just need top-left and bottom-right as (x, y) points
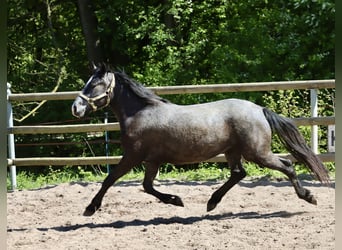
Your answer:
(145, 133), (230, 164)
(167, 150), (223, 164)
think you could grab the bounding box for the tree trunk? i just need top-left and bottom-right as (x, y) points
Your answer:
(77, 0), (104, 64)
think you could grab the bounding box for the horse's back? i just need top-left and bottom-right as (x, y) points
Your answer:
(178, 98), (266, 124)
(132, 98), (265, 132)
(123, 98), (271, 164)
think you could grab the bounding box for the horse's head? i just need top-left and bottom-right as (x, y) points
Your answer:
(72, 65), (115, 118)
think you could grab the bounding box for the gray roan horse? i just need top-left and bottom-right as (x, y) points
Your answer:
(72, 65), (330, 216)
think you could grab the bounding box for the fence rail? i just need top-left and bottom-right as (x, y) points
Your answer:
(8, 79), (335, 102)
(7, 153), (335, 167)
(7, 79), (335, 190)
(7, 116), (335, 134)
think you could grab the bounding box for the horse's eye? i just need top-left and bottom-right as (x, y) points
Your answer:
(91, 80), (103, 88)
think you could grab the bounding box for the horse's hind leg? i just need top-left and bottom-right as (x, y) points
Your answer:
(255, 153), (317, 205)
(143, 162), (184, 207)
(207, 152), (246, 212)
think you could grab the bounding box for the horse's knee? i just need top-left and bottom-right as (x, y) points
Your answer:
(231, 167), (246, 180)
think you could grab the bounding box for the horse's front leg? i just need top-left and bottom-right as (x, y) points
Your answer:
(143, 162), (184, 207)
(83, 156), (140, 216)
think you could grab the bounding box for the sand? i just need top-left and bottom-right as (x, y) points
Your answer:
(7, 179), (335, 249)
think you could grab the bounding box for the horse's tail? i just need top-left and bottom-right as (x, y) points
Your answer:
(262, 108), (330, 184)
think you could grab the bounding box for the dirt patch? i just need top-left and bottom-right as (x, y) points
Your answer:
(7, 179), (335, 249)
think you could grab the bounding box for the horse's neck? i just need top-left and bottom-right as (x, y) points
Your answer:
(111, 83), (147, 124)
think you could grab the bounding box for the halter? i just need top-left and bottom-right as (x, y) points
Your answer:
(78, 73), (116, 112)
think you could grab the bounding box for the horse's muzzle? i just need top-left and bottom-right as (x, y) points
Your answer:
(71, 97), (87, 118)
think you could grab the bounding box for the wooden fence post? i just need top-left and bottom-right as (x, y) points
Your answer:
(104, 112), (110, 174)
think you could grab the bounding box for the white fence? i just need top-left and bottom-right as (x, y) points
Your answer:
(7, 80), (335, 189)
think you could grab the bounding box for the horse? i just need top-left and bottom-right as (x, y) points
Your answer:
(71, 64), (330, 216)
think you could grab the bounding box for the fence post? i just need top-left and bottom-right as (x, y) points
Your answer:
(104, 112), (110, 174)
(7, 83), (17, 190)
(310, 89), (318, 154)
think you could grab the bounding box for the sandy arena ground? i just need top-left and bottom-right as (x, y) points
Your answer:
(7, 179), (335, 249)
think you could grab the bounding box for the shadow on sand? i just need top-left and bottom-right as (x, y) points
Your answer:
(25, 210), (306, 232)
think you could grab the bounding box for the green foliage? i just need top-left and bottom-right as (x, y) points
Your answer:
(8, 161), (335, 190)
(92, 0), (335, 84)
(8, 0), (335, 94)
(7, 166), (106, 190)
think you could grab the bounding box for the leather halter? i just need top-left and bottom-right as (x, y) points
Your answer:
(78, 73), (115, 112)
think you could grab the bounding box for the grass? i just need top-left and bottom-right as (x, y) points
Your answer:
(7, 162), (335, 191)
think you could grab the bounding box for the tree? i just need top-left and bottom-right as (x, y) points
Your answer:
(77, 0), (104, 64)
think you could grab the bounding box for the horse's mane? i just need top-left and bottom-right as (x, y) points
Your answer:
(114, 72), (169, 105)
(93, 63), (169, 105)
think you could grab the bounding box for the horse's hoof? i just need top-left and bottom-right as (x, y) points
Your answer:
(304, 189), (317, 205)
(83, 209), (95, 217)
(171, 196), (184, 207)
(207, 202), (217, 212)
(309, 196), (317, 205)
(83, 204), (98, 216)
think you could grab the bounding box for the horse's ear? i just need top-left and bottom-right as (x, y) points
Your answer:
(99, 63), (107, 73)
(89, 61), (98, 73)
(91, 61), (97, 70)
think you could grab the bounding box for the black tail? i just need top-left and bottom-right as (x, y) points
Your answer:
(263, 108), (330, 184)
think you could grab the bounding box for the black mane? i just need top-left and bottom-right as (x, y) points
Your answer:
(92, 63), (169, 105)
(114, 71), (169, 105)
